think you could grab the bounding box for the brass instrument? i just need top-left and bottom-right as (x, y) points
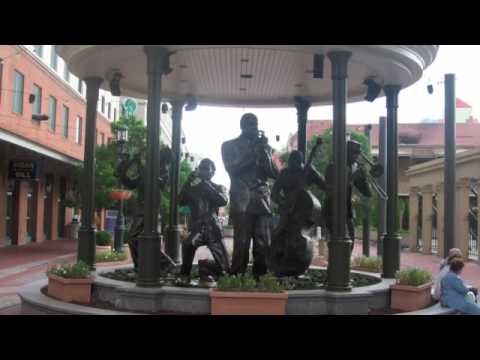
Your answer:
(358, 152), (388, 201)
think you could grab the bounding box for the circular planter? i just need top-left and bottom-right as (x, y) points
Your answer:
(96, 245), (111, 254)
(109, 190), (132, 201)
(210, 289), (287, 315)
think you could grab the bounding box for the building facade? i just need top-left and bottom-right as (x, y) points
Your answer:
(0, 45), (118, 247)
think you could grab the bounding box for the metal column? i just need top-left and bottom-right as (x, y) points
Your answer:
(444, 73), (456, 256)
(294, 97), (311, 157)
(166, 100), (183, 263)
(137, 46), (169, 287)
(77, 77), (103, 270)
(382, 85), (402, 278)
(326, 51), (352, 292)
(362, 124), (372, 256)
(377, 116), (387, 256)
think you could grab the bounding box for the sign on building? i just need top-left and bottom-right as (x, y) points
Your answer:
(8, 161), (38, 180)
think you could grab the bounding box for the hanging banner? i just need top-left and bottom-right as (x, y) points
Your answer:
(8, 161), (38, 180)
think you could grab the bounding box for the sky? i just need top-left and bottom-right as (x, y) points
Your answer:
(181, 45), (480, 189)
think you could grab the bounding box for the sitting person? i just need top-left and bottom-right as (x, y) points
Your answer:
(440, 258), (480, 315)
(433, 248), (462, 301)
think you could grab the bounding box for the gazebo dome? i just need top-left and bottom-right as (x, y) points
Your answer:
(56, 45), (438, 108)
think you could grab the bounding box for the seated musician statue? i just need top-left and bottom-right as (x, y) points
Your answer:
(177, 158), (230, 286)
(269, 144), (326, 277)
(116, 146), (176, 273)
(322, 140), (382, 251)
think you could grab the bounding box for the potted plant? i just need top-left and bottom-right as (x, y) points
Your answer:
(109, 189), (132, 201)
(351, 256), (382, 273)
(210, 274), (289, 315)
(390, 267), (433, 312)
(47, 261), (93, 304)
(96, 231), (112, 254)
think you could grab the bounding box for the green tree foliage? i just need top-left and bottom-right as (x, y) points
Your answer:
(94, 144), (119, 211)
(73, 114), (193, 219)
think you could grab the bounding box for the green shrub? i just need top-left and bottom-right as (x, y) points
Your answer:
(47, 261), (91, 279)
(395, 267), (433, 287)
(95, 251), (127, 263)
(352, 256), (382, 272)
(216, 274), (287, 293)
(96, 231), (112, 246)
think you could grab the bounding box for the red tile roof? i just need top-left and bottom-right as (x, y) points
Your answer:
(456, 98), (472, 108)
(289, 120), (480, 149)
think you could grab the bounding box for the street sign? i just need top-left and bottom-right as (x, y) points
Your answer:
(123, 98), (137, 115)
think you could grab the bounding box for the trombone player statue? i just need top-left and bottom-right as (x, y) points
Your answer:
(221, 113), (278, 279)
(322, 139), (385, 251)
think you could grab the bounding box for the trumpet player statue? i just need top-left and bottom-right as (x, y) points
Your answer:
(221, 113), (278, 278)
(323, 140), (383, 251)
(178, 158), (230, 285)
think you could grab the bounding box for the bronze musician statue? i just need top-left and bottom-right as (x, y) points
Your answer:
(269, 138), (326, 277)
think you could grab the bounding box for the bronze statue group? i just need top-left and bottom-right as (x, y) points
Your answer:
(117, 113), (382, 286)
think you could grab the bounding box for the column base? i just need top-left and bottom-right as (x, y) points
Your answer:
(326, 239), (353, 292)
(77, 226), (96, 270)
(166, 225), (182, 264)
(113, 225), (126, 253)
(382, 233), (401, 278)
(136, 233), (162, 287)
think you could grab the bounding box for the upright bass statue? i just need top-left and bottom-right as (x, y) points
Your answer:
(269, 138), (326, 277)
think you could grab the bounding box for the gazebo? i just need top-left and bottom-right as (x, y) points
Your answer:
(56, 45), (438, 293)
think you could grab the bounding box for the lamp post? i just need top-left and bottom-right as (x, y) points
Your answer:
(114, 126), (128, 253)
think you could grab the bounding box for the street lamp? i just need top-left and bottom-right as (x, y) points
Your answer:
(114, 126), (129, 252)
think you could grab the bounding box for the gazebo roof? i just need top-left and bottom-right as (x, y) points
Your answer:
(56, 45), (438, 108)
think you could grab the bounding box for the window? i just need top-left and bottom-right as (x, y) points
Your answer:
(107, 102), (111, 119)
(32, 84), (42, 115)
(33, 45), (43, 58)
(64, 64), (70, 82)
(77, 80), (83, 94)
(62, 105), (69, 138)
(12, 70), (24, 114)
(50, 47), (58, 71)
(113, 108), (117, 121)
(48, 96), (57, 132)
(75, 116), (82, 144)
(101, 96), (105, 113)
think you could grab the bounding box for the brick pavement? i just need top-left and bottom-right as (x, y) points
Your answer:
(1, 237), (479, 315)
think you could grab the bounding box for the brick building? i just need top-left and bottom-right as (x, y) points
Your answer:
(0, 45), (116, 247)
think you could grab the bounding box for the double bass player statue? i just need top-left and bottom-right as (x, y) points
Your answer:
(269, 138), (326, 277)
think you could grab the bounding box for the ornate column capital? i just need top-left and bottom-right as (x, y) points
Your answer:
(327, 51), (352, 80)
(144, 46), (170, 76)
(421, 184), (434, 194)
(456, 177), (470, 189)
(410, 186), (421, 194)
(384, 84), (402, 109)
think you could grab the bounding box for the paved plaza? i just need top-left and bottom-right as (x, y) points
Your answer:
(0, 237), (479, 315)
